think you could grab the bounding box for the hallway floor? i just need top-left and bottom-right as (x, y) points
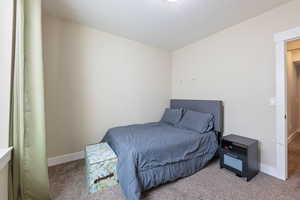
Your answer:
(288, 133), (300, 177)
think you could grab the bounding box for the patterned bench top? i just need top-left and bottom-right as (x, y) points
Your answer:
(86, 143), (117, 165)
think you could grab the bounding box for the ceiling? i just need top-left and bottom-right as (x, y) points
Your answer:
(43, 0), (291, 50)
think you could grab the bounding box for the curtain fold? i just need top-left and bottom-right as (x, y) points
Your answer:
(9, 0), (50, 199)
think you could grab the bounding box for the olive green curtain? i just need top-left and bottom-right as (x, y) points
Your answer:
(9, 0), (50, 199)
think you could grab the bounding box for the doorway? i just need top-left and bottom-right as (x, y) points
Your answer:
(274, 27), (300, 181)
(287, 40), (300, 178)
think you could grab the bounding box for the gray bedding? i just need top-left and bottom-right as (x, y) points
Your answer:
(103, 122), (218, 200)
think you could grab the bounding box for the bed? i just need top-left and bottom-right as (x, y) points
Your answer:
(102, 99), (224, 200)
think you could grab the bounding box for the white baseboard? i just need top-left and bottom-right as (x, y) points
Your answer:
(288, 130), (300, 144)
(260, 163), (278, 178)
(48, 151), (84, 167)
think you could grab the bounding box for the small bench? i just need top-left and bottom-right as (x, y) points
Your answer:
(85, 142), (118, 193)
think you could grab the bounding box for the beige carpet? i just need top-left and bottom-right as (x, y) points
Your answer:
(49, 142), (300, 200)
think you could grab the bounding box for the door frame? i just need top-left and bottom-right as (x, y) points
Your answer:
(274, 27), (300, 180)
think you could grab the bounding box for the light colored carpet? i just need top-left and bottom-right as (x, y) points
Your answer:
(49, 138), (300, 200)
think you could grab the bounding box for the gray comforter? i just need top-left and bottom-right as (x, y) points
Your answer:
(103, 122), (218, 200)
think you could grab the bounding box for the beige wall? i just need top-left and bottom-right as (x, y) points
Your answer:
(287, 51), (299, 136)
(43, 16), (171, 158)
(172, 0), (300, 168)
(292, 49), (300, 62)
(287, 40), (300, 51)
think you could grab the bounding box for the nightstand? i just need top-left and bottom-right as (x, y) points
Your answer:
(219, 134), (259, 181)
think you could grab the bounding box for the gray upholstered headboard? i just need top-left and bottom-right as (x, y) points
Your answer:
(170, 99), (224, 142)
